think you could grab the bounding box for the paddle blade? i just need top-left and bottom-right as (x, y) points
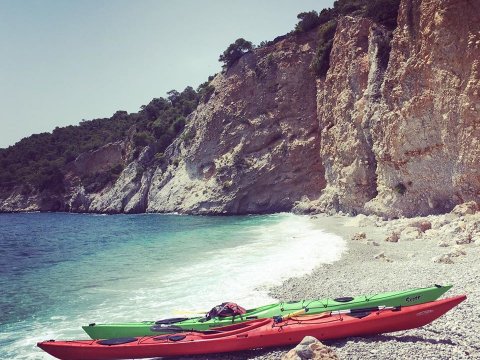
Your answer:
(274, 308), (307, 323)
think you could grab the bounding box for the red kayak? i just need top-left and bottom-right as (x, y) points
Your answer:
(38, 295), (466, 360)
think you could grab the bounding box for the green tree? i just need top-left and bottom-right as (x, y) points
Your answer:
(295, 11), (320, 32)
(167, 90), (180, 106)
(219, 38), (253, 68)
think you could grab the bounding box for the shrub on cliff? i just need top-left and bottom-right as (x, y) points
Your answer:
(141, 85), (204, 151)
(365, 0), (401, 30)
(333, 0), (365, 15)
(197, 81), (215, 103)
(304, 0), (400, 77)
(295, 11), (321, 32)
(219, 38), (253, 68)
(311, 20), (338, 77)
(133, 131), (154, 147)
(34, 164), (65, 193)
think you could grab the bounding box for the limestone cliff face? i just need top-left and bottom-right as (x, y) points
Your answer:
(309, 0), (479, 217)
(316, 17), (390, 214)
(146, 31), (325, 214)
(1, 0), (478, 217)
(365, 0), (480, 217)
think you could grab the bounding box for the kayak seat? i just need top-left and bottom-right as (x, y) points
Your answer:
(97, 337), (137, 346)
(155, 317), (190, 325)
(334, 297), (354, 303)
(349, 311), (372, 319)
(168, 335), (186, 342)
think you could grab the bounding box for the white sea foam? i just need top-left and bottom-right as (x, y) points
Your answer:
(89, 213), (346, 321)
(153, 213), (346, 313)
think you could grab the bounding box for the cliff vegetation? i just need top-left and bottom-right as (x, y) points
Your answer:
(0, 82), (214, 198)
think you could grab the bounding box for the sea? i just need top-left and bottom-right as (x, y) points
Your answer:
(0, 212), (346, 359)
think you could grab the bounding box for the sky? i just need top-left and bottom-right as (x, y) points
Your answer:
(0, 0), (334, 149)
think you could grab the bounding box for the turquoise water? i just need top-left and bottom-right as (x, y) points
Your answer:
(0, 212), (345, 359)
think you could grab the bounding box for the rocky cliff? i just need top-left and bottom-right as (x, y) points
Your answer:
(1, 0), (478, 216)
(144, 30), (325, 214)
(366, 0), (480, 217)
(305, 0), (480, 217)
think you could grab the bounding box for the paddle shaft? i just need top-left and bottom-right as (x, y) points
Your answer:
(275, 305), (399, 323)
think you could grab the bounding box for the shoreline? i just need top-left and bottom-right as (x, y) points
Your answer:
(176, 207), (480, 360)
(268, 212), (479, 359)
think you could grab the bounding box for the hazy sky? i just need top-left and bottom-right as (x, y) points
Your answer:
(0, 0), (334, 148)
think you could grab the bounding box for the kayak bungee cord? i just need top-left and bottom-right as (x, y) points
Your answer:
(272, 305), (400, 332)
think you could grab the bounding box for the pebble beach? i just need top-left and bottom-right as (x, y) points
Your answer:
(177, 203), (480, 360)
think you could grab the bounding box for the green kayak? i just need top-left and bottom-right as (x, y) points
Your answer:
(83, 284), (451, 339)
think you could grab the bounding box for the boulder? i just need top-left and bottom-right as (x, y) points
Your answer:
(410, 220), (432, 232)
(374, 251), (393, 262)
(438, 240), (450, 248)
(433, 254), (454, 264)
(351, 232), (367, 241)
(455, 233), (474, 245)
(385, 231), (400, 243)
(451, 201), (479, 216)
(400, 226), (422, 241)
(448, 247), (467, 257)
(281, 336), (339, 360)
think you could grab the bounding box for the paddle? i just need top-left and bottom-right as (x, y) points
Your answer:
(150, 324), (223, 334)
(273, 305), (401, 323)
(273, 308), (308, 323)
(328, 305), (400, 319)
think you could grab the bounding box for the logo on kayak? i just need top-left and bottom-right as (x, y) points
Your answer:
(406, 295), (420, 302)
(416, 310), (434, 316)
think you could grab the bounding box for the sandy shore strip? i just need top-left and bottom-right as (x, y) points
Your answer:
(176, 204), (480, 360)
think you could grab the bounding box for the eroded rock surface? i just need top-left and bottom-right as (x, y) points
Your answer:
(146, 31), (325, 214)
